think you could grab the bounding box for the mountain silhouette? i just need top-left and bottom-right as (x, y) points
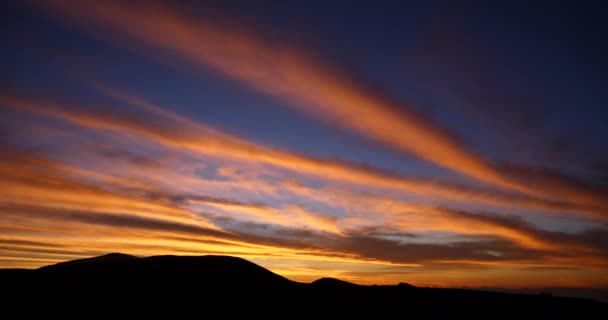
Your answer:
(32, 253), (296, 290)
(311, 277), (362, 288)
(2, 253), (606, 318)
(40, 252), (139, 269)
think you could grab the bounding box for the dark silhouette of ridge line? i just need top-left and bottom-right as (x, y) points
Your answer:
(397, 282), (416, 288)
(38, 252), (138, 270)
(311, 277), (362, 288)
(1, 253), (606, 318)
(30, 253), (297, 291)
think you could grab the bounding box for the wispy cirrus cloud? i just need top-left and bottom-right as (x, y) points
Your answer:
(2, 122), (608, 254)
(1, 1), (606, 289)
(2, 90), (607, 221)
(1, 138), (607, 286)
(3, 83), (607, 256)
(32, 0), (608, 214)
(34, 0), (513, 190)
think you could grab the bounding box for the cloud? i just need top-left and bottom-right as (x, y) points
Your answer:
(404, 21), (608, 211)
(187, 196), (341, 235)
(0, 144), (213, 227)
(31, 0), (608, 218)
(2, 163), (607, 287)
(335, 236), (544, 264)
(5, 140), (572, 254)
(3, 92), (607, 221)
(4, 202), (597, 269)
(20, 1), (526, 193)
(3, 143), (607, 264)
(97, 146), (166, 169)
(280, 180), (605, 253)
(500, 164), (608, 212)
(3, 88), (608, 279)
(1, 1), (606, 287)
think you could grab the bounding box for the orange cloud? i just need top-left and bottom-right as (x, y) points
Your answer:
(2, 149), (607, 286)
(2, 139), (589, 254)
(281, 181), (607, 254)
(2, 1), (606, 287)
(33, 0), (608, 215)
(189, 198), (341, 235)
(2, 92), (606, 221)
(0, 159), (213, 229)
(29, 2), (548, 193)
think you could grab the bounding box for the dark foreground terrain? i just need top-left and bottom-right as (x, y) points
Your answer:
(1, 253), (605, 318)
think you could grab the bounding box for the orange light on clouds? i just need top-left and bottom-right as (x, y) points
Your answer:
(35, 0), (608, 212)
(0, 0), (605, 289)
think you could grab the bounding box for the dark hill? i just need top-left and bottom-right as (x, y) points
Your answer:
(39, 252), (138, 270)
(1, 253), (606, 318)
(311, 277), (361, 288)
(30, 253), (297, 291)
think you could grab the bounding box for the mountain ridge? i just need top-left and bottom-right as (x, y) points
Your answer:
(1, 253), (606, 318)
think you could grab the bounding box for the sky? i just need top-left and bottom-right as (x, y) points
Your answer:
(1, 0), (608, 288)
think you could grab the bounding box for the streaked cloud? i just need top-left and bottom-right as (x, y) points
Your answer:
(2, 92), (605, 221)
(1, 1), (606, 288)
(1, 122), (607, 286)
(33, 0), (608, 213)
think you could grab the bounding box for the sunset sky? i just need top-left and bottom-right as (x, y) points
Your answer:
(2, 1), (608, 287)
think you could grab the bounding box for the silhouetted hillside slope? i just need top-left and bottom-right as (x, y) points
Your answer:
(311, 277), (362, 288)
(1, 254), (605, 319)
(28, 253), (296, 291)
